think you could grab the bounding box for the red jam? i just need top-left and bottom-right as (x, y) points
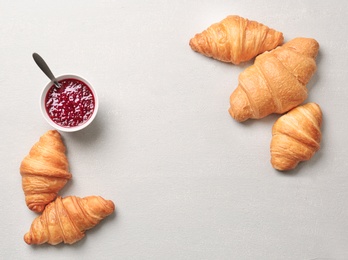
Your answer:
(45, 78), (95, 128)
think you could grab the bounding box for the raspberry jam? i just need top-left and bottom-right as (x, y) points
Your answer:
(45, 78), (95, 128)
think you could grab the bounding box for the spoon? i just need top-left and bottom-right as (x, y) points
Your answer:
(32, 53), (60, 88)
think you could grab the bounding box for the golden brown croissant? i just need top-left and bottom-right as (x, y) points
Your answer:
(270, 103), (322, 171)
(229, 37), (319, 122)
(20, 130), (72, 213)
(189, 15), (284, 64)
(24, 195), (115, 245)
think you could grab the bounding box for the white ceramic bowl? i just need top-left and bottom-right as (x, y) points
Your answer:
(40, 74), (99, 132)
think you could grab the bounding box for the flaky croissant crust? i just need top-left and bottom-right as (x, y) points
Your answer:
(229, 37), (319, 122)
(270, 103), (322, 171)
(20, 130), (72, 212)
(189, 15), (284, 64)
(24, 195), (115, 245)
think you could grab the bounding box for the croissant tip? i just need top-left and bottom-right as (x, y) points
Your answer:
(273, 165), (297, 172)
(107, 202), (116, 215)
(45, 129), (61, 137)
(284, 37), (320, 59)
(189, 37), (198, 51)
(47, 129), (58, 133)
(104, 199), (116, 214)
(229, 86), (254, 122)
(271, 157), (297, 171)
(29, 205), (45, 213)
(24, 233), (32, 245)
(229, 108), (248, 122)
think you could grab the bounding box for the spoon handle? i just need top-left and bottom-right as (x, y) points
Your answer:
(32, 53), (59, 86)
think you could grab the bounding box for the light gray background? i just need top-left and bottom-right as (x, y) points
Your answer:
(1, 0), (347, 259)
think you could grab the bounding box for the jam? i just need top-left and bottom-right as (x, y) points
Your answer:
(45, 78), (95, 128)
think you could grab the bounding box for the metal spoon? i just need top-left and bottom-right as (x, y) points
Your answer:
(32, 53), (60, 88)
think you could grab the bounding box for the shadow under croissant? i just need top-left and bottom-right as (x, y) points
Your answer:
(306, 71), (320, 93)
(274, 151), (324, 176)
(231, 113), (281, 128)
(306, 48), (322, 93)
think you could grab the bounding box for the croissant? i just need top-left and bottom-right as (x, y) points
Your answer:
(229, 37), (319, 122)
(270, 103), (322, 171)
(24, 195), (115, 245)
(20, 130), (72, 213)
(189, 15), (284, 64)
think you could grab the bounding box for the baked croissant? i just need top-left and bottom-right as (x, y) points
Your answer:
(229, 37), (319, 122)
(24, 195), (115, 245)
(189, 15), (284, 64)
(20, 130), (72, 213)
(270, 103), (322, 171)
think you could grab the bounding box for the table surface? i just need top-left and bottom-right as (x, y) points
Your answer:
(1, 1), (348, 259)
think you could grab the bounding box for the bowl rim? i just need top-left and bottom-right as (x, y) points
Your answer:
(40, 74), (99, 132)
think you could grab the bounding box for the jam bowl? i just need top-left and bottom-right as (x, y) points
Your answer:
(40, 74), (99, 132)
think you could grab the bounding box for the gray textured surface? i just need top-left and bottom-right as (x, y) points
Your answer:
(1, 0), (347, 259)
